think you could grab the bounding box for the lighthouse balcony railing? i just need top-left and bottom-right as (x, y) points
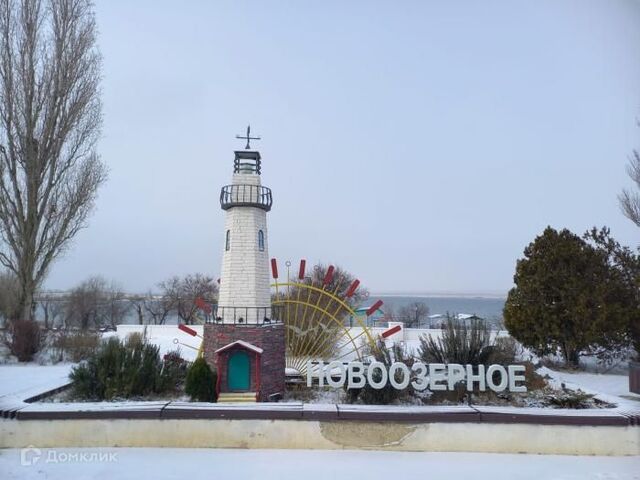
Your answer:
(207, 305), (283, 325)
(220, 184), (272, 211)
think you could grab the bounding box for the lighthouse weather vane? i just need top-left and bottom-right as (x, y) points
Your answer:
(236, 125), (261, 150)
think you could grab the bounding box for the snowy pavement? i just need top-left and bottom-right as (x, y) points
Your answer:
(0, 364), (73, 401)
(542, 368), (638, 398)
(540, 366), (640, 409)
(0, 448), (638, 480)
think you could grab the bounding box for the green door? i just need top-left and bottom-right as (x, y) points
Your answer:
(227, 350), (251, 391)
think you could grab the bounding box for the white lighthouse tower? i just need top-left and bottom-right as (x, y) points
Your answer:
(204, 127), (285, 402)
(216, 126), (273, 323)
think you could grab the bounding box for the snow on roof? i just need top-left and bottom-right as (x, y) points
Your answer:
(215, 340), (264, 355)
(354, 304), (385, 315)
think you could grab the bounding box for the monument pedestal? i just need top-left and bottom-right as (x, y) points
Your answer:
(203, 323), (285, 402)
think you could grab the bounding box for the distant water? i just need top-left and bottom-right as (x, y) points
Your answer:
(113, 295), (507, 326)
(39, 294), (506, 326)
(375, 295), (506, 323)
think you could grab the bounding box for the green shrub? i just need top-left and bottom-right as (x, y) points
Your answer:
(545, 389), (597, 409)
(521, 361), (547, 390)
(488, 335), (519, 365)
(69, 334), (185, 400)
(419, 319), (530, 400)
(159, 349), (188, 392)
(125, 331), (144, 349)
(347, 338), (414, 405)
(185, 357), (217, 402)
(418, 316), (493, 365)
(68, 356), (101, 399)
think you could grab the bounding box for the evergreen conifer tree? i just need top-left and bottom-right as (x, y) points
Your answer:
(504, 227), (634, 367)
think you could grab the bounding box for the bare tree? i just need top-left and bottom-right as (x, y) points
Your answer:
(619, 149), (640, 228)
(0, 269), (19, 324)
(399, 301), (429, 328)
(159, 274), (217, 325)
(38, 291), (65, 328)
(127, 294), (146, 325)
(142, 292), (175, 325)
(99, 280), (128, 328)
(381, 305), (396, 324)
(64, 276), (104, 329)
(64, 275), (128, 330)
(0, 0), (106, 321)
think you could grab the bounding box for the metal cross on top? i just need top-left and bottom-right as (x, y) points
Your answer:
(236, 125), (261, 150)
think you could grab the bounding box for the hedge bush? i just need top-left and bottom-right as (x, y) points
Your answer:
(185, 357), (217, 402)
(418, 315), (494, 365)
(69, 334), (186, 400)
(346, 338), (414, 405)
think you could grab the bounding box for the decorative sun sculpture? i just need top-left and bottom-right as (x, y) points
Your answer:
(270, 259), (382, 376)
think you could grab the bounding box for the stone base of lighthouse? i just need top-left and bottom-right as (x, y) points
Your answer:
(203, 323), (286, 402)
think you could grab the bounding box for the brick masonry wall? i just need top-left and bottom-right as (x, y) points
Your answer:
(203, 323), (286, 402)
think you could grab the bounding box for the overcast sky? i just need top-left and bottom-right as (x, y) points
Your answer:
(44, 0), (640, 296)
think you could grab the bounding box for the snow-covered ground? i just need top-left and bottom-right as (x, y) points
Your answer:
(0, 326), (638, 409)
(0, 448), (638, 480)
(0, 363), (638, 477)
(116, 325), (201, 361)
(539, 366), (640, 409)
(0, 364), (73, 401)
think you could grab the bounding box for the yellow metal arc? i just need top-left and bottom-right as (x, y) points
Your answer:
(270, 281), (378, 354)
(272, 282), (354, 314)
(291, 276), (343, 366)
(274, 298), (363, 362)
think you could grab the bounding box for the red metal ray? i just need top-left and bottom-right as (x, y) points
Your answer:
(381, 324), (402, 338)
(345, 279), (360, 298)
(366, 299), (384, 317)
(178, 323), (198, 337)
(323, 265), (335, 286)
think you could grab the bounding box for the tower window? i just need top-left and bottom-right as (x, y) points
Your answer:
(258, 230), (264, 251)
(225, 230), (230, 251)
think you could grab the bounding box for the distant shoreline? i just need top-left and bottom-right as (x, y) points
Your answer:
(373, 292), (508, 300)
